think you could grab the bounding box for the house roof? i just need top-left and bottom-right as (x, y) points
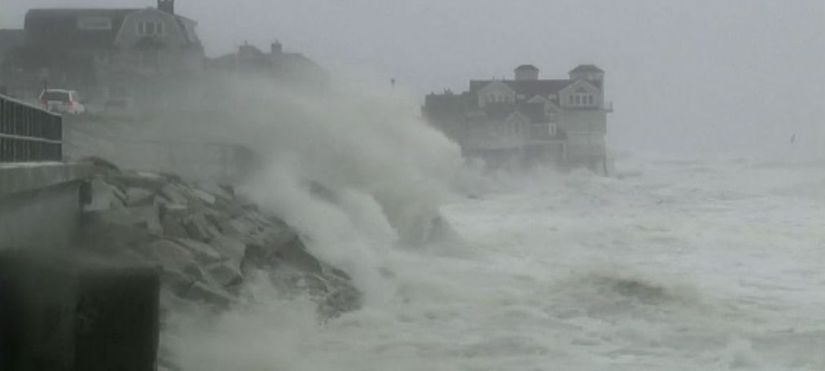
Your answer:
(569, 64), (604, 74)
(25, 8), (139, 49)
(469, 79), (573, 97)
(174, 16), (199, 44)
(515, 64), (539, 71)
(24, 8), (200, 50)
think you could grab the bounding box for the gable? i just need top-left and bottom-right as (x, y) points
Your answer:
(477, 81), (516, 107)
(559, 79), (599, 96)
(559, 79), (602, 108)
(115, 8), (188, 49)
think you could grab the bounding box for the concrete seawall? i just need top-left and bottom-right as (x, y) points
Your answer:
(0, 162), (93, 250)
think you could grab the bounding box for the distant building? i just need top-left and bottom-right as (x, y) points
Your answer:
(0, 0), (204, 102)
(423, 64), (612, 171)
(206, 41), (328, 86)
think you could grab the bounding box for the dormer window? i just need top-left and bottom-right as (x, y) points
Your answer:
(138, 21), (164, 36)
(569, 91), (595, 107)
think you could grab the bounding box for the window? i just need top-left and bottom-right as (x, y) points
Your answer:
(137, 21), (164, 36)
(570, 92), (595, 107)
(548, 123), (557, 136)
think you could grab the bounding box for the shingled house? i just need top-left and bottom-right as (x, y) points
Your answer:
(0, 0), (204, 103)
(423, 64), (612, 171)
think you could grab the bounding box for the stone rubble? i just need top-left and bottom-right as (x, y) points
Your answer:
(78, 162), (361, 318)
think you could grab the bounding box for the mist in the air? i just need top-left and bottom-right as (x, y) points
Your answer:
(3, 0), (823, 370)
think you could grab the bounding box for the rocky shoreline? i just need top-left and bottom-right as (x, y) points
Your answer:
(77, 159), (361, 319)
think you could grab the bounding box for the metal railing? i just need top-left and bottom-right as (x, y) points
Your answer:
(0, 94), (63, 162)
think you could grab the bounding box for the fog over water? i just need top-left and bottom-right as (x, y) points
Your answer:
(3, 1), (824, 370)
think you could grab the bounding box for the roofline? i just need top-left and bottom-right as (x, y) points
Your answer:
(26, 8), (142, 14)
(515, 64), (539, 71)
(560, 78), (600, 93)
(25, 7), (196, 24)
(569, 64), (604, 74)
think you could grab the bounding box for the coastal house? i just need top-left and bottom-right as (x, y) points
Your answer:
(206, 41), (328, 88)
(0, 0), (204, 103)
(423, 64), (612, 171)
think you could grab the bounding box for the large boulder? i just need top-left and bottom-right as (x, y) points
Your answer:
(77, 166), (361, 316)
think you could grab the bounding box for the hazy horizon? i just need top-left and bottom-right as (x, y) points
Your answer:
(2, 0), (823, 157)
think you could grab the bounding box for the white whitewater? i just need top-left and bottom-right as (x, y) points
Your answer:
(172, 153), (825, 371)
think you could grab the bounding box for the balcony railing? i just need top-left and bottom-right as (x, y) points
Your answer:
(0, 94), (63, 162)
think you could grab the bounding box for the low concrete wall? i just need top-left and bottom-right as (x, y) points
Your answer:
(65, 139), (255, 185)
(62, 117), (258, 185)
(0, 163), (92, 250)
(0, 251), (160, 371)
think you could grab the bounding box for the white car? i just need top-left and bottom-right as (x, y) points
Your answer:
(39, 89), (86, 114)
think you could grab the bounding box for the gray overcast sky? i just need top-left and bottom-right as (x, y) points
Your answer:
(2, 0), (823, 156)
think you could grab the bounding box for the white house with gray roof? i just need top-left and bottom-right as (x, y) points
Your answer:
(423, 64), (612, 172)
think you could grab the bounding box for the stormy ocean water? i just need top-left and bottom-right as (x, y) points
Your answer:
(170, 151), (825, 371)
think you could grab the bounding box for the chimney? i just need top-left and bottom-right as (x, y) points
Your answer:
(514, 64), (539, 81)
(158, 0), (174, 14)
(270, 41), (283, 56)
